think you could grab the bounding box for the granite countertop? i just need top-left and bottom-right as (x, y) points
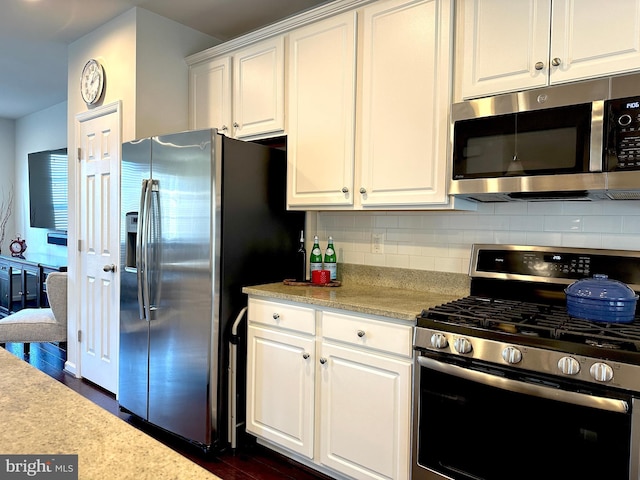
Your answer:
(0, 347), (219, 480)
(243, 266), (469, 321)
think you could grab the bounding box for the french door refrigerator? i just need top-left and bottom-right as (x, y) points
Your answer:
(118, 129), (303, 450)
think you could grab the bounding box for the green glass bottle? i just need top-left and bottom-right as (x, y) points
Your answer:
(309, 235), (323, 273)
(324, 236), (337, 281)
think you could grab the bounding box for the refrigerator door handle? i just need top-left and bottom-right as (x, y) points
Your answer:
(136, 179), (152, 321)
(141, 179), (154, 322)
(136, 179), (146, 320)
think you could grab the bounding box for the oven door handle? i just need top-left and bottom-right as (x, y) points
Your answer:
(417, 356), (629, 414)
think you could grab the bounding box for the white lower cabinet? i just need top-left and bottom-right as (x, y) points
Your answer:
(246, 298), (315, 458)
(246, 297), (413, 480)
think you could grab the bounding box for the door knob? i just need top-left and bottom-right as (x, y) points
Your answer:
(103, 264), (116, 272)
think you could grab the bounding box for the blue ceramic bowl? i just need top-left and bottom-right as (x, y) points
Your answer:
(565, 274), (638, 323)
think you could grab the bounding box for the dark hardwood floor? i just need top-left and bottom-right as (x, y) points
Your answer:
(3, 342), (334, 480)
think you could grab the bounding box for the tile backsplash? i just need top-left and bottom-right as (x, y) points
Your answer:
(314, 200), (640, 275)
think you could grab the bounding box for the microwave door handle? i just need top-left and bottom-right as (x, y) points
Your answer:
(417, 356), (628, 414)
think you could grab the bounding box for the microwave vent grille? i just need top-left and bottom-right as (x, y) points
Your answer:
(607, 191), (640, 201)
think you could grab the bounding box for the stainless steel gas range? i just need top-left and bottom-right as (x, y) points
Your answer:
(412, 244), (640, 480)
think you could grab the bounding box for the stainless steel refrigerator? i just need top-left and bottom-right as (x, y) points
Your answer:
(118, 129), (303, 450)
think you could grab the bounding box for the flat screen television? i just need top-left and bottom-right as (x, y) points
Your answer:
(28, 148), (68, 231)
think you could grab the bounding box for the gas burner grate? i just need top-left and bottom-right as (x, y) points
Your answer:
(419, 295), (640, 352)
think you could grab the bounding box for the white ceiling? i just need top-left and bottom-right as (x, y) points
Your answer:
(0, 0), (330, 120)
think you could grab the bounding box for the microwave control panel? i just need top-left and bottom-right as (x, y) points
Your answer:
(605, 96), (640, 170)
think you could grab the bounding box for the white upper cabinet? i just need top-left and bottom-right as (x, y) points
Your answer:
(288, 0), (464, 210)
(232, 37), (285, 138)
(189, 56), (231, 133)
(287, 11), (358, 207)
(459, 0), (640, 100)
(550, 0), (640, 84)
(189, 36), (284, 138)
(359, 0), (452, 206)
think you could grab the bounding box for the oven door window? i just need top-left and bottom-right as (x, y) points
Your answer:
(417, 365), (631, 480)
(452, 103), (592, 180)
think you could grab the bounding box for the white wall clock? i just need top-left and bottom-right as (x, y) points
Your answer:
(80, 59), (105, 105)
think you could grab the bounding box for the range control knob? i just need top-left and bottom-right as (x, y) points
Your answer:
(558, 356), (581, 375)
(430, 333), (449, 349)
(453, 337), (472, 355)
(590, 362), (614, 383)
(501, 346), (522, 364)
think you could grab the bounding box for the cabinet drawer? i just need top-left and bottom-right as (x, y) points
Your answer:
(248, 298), (315, 335)
(322, 311), (413, 357)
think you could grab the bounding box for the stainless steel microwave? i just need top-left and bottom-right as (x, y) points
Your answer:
(449, 73), (640, 202)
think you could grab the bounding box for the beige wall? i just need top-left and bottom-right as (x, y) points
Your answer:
(64, 7), (216, 374)
(0, 119), (15, 254)
(15, 102), (67, 258)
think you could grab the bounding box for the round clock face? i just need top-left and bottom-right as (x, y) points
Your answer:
(80, 59), (104, 105)
(10, 238), (26, 256)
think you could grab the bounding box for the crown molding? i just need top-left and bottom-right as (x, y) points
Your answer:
(185, 0), (375, 65)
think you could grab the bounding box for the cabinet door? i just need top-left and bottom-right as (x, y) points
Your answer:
(550, 0), (640, 84)
(232, 37), (285, 138)
(460, 0), (550, 99)
(287, 12), (357, 208)
(189, 56), (232, 134)
(360, 0), (452, 206)
(319, 341), (412, 480)
(0, 263), (9, 316)
(246, 324), (315, 458)
(9, 267), (21, 313)
(22, 267), (40, 309)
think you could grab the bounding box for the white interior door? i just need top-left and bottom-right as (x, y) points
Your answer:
(75, 102), (121, 394)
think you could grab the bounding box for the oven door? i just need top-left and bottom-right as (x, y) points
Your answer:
(412, 354), (640, 480)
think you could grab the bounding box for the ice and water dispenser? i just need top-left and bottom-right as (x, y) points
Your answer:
(125, 212), (138, 272)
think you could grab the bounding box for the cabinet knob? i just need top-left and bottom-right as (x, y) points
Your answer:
(551, 57), (562, 67)
(341, 187), (349, 194)
(534, 61), (544, 70)
(103, 264), (116, 272)
(319, 357), (327, 365)
(302, 352), (310, 359)
(357, 330), (365, 338)
(359, 187), (367, 194)
(272, 312), (280, 320)
(233, 122), (240, 128)
(220, 125), (228, 132)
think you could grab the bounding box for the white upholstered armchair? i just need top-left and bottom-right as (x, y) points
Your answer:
(0, 271), (67, 346)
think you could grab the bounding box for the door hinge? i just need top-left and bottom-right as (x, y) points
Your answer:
(77, 147), (81, 162)
(77, 239), (82, 252)
(77, 330), (82, 342)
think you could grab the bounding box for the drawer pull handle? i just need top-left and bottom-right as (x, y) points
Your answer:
(302, 352), (310, 360)
(319, 357), (327, 365)
(272, 313), (280, 320)
(357, 330), (365, 338)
